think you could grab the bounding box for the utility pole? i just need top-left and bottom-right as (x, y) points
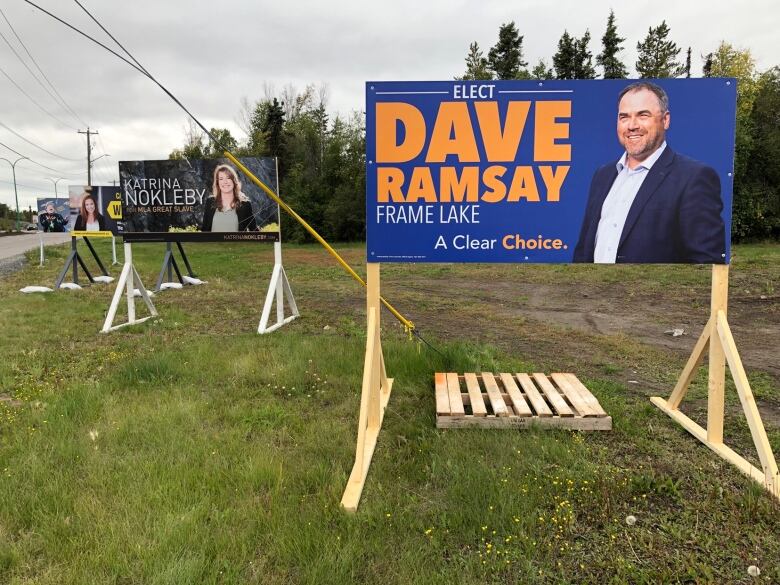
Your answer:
(78, 127), (98, 185)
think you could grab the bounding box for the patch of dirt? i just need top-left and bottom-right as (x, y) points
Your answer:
(282, 248), (780, 408)
(379, 276), (779, 382)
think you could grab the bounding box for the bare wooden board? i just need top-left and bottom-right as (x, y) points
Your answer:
(516, 373), (553, 417)
(464, 373), (487, 416)
(434, 372), (449, 416)
(499, 373), (533, 417)
(551, 373), (597, 417)
(436, 372), (610, 431)
(446, 372), (465, 417)
(438, 415), (612, 430)
(532, 373), (574, 417)
(481, 372), (509, 416)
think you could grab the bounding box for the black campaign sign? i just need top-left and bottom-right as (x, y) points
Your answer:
(120, 157), (280, 243)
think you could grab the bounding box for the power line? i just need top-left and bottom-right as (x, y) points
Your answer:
(19, 1), (152, 81)
(0, 139), (81, 176)
(0, 178), (63, 191)
(94, 132), (117, 182)
(0, 6), (88, 127)
(0, 19), (80, 127)
(25, 0), (419, 335)
(0, 121), (82, 161)
(0, 63), (78, 131)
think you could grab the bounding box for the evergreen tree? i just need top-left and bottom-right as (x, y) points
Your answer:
(684, 47), (692, 78)
(702, 52), (714, 77)
(574, 31), (597, 79)
(530, 59), (554, 80)
(635, 21), (683, 78)
(488, 22), (528, 79)
(458, 42), (492, 80)
(263, 98), (286, 158)
(553, 31), (576, 79)
(596, 10), (628, 78)
(553, 30), (595, 79)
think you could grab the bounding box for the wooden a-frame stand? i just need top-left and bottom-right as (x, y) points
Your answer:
(101, 242), (157, 333)
(341, 263), (393, 512)
(652, 264), (779, 501)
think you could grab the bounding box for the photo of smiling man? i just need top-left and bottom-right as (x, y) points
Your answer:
(573, 81), (726, 264)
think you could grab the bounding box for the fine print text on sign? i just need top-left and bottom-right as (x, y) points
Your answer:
(366, 78), (736, 264)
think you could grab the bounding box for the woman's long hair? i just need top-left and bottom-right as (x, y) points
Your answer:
(79, 193), (102, 222)
(211, 164), (247, 211)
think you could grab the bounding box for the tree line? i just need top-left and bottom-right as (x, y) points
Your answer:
(170, 86), (365, 243)
(171, 12), (780, 242)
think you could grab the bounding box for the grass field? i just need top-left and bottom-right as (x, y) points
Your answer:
(0, 239), (778, 584)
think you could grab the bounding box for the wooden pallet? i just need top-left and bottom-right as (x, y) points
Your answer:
(435, 372), (612, 430)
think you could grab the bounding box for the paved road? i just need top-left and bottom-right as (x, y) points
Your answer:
(0, 232), (71, 260)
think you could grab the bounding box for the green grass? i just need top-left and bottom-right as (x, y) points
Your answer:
(0, 240), (777, 584)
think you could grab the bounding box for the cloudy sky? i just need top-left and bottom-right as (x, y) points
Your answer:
(1, 0), (778, 211)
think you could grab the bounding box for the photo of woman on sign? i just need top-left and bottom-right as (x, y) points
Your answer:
(201, 164), (259, 232)
(73, 192), (106, 231)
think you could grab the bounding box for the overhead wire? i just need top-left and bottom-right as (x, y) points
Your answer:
(0, 121), (82, 161)
(1, 177), (63, 191)
(0, 6), (88, 128)
(0, 139), (82, 177)
(0, 63), (78, 131)
(0, 19), (82, 129)
(25, 0), (422, 338)
(94, 133), (117, 184)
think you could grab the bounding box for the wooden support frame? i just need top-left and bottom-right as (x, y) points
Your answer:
(101, 242), (157, 333)
(651, 264), (779, 501)
(341, 263), (393, 512)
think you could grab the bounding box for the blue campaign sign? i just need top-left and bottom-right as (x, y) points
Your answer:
(366, 79), (736, 264)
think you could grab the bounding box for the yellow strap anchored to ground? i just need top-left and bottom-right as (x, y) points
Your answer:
(223, 151), (415, 334)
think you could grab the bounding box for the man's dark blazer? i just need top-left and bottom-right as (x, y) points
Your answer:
(573, 146), (726, 264)
(201, 197), (259, 232)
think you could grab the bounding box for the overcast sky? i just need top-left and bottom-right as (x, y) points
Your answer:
(1, 0), (778, 211)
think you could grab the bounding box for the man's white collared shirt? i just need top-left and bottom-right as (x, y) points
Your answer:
(594, 142), (667, 263)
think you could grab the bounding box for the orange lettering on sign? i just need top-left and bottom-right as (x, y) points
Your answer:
(507, 166), (539, 202)
(376, 103), (425, 163)
(474, 101), (531, 162)
(426, 102), (480, 163)
(534, 101), (571, 162)
(377, 167), (406, 202)
(481, 165), (508, 203)
(406, 167), (437, 203)
(538, 165), (570, 202)
(440, 167), (480, 203)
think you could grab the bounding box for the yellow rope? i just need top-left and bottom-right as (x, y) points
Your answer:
(223, 151), (416, 333)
